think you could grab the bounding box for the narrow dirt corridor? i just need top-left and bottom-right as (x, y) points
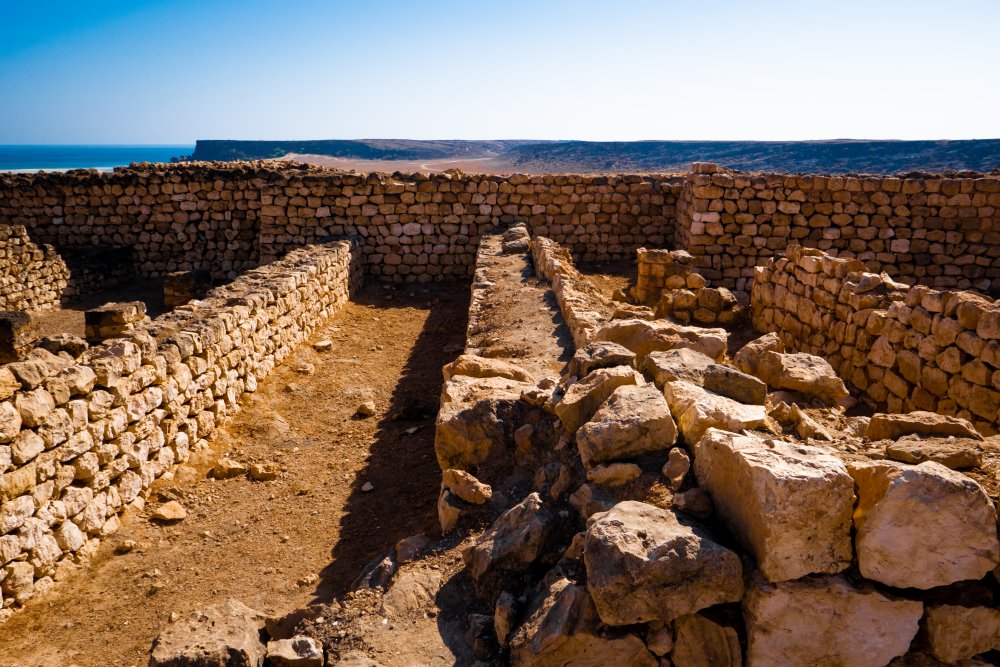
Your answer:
(0, 282), (469, 667)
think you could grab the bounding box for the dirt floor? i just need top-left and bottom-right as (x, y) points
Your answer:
(32, 278), (167, 339)
(0, 282), (469, 667)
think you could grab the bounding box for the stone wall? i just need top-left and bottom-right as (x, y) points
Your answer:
(678, 163), (1000, 295)
(752, 244), (1000, 434)
(0, 225), (69, 312)
(0, 238), (362, 613)
(0, 164), (682, 283)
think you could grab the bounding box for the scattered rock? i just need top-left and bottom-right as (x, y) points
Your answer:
(437, 489), (464, 534)
(266, 636), (324, 667)
(552, 366), (644, 433)
(148, 598), (267, 667)
(585, 462), (641, 487)
(509, 577), (656, 667)
(743, 574), (922, 667)
(593, 318), (727, 363)
(151, 501), (187, 523)
(789, 403), (833, 441)
(380, 568), (442, 616)
(644, 622), (673, 657)
(441, 468), (492, 504)
(312, 340), (333, 352)
(435, 375), (530, 470)
(672, 488), (714, 519)
(443, 353), (533, 383)
(394, 533), (430, 564)
(641, 347), (716, 388)
(355, 400), (376, 417)
(672, 613), (742, 667)
(885, 435), (983, 469)
(925, 604), (1000, 664)
(702, 364), (768, 405)
(665, 381), (767, 445)
(361, 481), (374, 492)
(584, 501), (742, 625)
(249, 462), (281, 481)
(662, 447), (691, 491)
(866, 411), (983, 441)
(733, 332), (785, 376)
(296, 573), (319, 587)
(576, 384), (676, 466)
(211, 457), (248, 479)
(754, 351), (849, 404)
(566, 341), (637, 378)
(463, 492), (552, 582)
(114, 540), (138, 555)
(494, 591), (517, 647)
(695, 429), (855, 582)
(568, 483), (616, 520)
(849, 460), (1000, 589)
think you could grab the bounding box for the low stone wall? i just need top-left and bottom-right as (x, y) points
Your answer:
(678, 163), (1000, 294)
(752, 244), (1000, 434)
(0, 238), (362, 613)
(0, 225), (69, 312)
(530, 236), (612, 347)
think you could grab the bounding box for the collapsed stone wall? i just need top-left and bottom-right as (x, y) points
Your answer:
(0, 225), (69, 312)
(0, 238), (362, 613)
(678, 162), (1000, 294)
(0, 164), (681, 283)
(752, 244), (1000, 434)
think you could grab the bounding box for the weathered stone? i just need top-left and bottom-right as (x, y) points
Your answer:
(866, 411), (982, 441)
(584, 501), (742, 625)
(0, 401), (22, 443)
(641, 348), (715, 388)
(1, 560), (35, 605)
(567, 341), (636, 378)
(148, 598), (267, 667)
(435, 375), (530, 470)
(151, 501), (187, 523)
(380, 569), (442, 617)
(211, 457), (248, 479)
(925, 604), (1000, 664)
(576, 384), (675, 466)
(672, 487), (714, 519)
(665, 381), (767, 445)
(568, 483), (615, 520)
(662, 447), (690, 490)
(463, 492), (552, 582)
(755, 351), (850, 403)
(354, 399), (375, 417)
(733, 332), (785, 376)
(0, 369), (20, 401)
(443, 353), (533, 383)
(15, 387), (54, 428)
(441, 468), (492, 504)
(265, 637), (323, 667)
(885, 435), (983, 469)
(437, 489), (464, 534)
(672, 613), (742, 667)
(849, 460), (1000, 589)
(509, 577), (656, 667)
(593, 318), (727, 363)
(702, 364), (768, 405)
(552, 366), (643, 433)
(694, 429), (855, 582)
(585, 462), (641, 487)
(744, 575), (922, 667)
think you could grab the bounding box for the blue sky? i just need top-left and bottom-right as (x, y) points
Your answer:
(1, 0), (997, 143)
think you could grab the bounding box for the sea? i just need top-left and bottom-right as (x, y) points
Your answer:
(0, 145), (193, 173)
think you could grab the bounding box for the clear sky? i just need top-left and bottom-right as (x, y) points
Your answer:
(1, 0), (997, 143)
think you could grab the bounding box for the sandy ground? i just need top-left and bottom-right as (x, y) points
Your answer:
(0, 282), (468, 667)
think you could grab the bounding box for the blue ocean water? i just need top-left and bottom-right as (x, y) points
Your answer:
(0, 145), (193, 172)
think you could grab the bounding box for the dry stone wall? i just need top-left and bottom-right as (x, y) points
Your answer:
(752, 244), (1000, 433)
(679, 163), (1000, 295)
(0, 225), (69, 312)
(0, 238), (362, 614)
(0, 164), (681, 283)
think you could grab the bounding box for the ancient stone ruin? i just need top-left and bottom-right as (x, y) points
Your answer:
(0, 161), (999, 665)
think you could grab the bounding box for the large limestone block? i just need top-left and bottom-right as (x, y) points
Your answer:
(702, 364), (768, 405)
(576, 384), (676, 466)
(755, 351), (849, 403)
(866, 411), (982, 441)
(744, 575), (922, 667)
(148, 598), (267, 667)
(925, 604), (1000, 664)
(567, 341), (636, 378)
(733, 332), (785, 376)
(462, 492), (552, 582)
(509, 577), (656, 667)
(641, 348), (715, 388)
(442, 353), (533, 383)
(552, 366), (643, 433)
(584, 501), (742, 625)
(593, 318), (727, 363)
(435, 375), (530, 470)
(695, 429), (854, 582)
(672, 613), (742, 667)
(666, 382), (767, 445)
(849, 460), (1000, 589)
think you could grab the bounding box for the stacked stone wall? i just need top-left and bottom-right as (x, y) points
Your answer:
(0, 164), (682, 283)
(679, 163), (1000, 295)
(752, 245), (1000, 433)
(0, 238), (362, 612)
(0, 225), (69, 312)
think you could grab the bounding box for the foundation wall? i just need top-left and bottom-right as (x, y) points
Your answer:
(0, 225), (69, 312)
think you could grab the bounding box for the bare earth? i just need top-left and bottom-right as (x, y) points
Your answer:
(0, 282), (469, 667)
